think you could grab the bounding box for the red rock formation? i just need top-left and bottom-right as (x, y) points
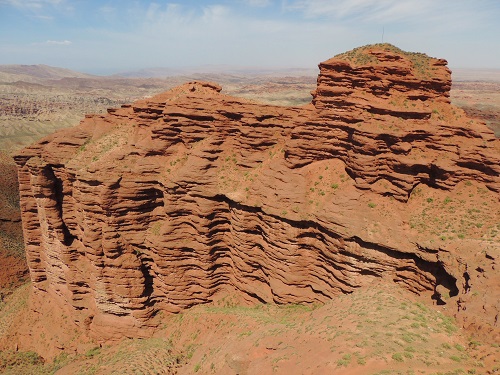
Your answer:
(14, 44), (500, 349)
(312, 45), (451, 121)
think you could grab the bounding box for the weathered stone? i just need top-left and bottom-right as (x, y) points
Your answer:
(14, 44), (500, 345)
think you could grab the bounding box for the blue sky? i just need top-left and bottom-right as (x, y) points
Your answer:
(0, 0), (499, 74)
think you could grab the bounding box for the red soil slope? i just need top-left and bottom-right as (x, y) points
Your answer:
(0, 152), (27, 289)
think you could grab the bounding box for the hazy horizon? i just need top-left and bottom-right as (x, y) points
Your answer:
(1, 0), (499, 75)
(3, 62), (500, 81)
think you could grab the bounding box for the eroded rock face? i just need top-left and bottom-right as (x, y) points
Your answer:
(15, 44), (500, 344)
(312, 45), (451, 121)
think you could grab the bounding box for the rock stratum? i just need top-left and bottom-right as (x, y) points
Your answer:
(14, 44), (500, 348)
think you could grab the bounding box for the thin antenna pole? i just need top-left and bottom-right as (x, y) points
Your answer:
(382, 27), (385, 43)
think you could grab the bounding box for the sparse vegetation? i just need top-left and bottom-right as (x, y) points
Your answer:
(408, 182), (498, 242)
(149, 221), (162, 236)
(85, 346), (101, 358)
(334, 43), (434, 78)
(392, 352), (404, 362)
(0, 281), (492, 373)
(337, 353), (352, 367)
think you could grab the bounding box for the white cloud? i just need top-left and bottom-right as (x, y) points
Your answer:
(33, 14), (53, 20)
(1, 0), (63, 10)
(202, 4), (230, 22)
(99, 6), (115, 14)
(284, 0), (378, 18)
(44, 40), (72, 45)
(1, 0), (75, 20)
(87, 3), (351, 70)
(244, 0), (272, 7)
(110, 0), (498, 70)
(284, 0), (494, 27)
(3, 0), (498, 72)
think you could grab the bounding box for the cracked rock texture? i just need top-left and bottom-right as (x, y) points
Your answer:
(14, 44), (499, 346)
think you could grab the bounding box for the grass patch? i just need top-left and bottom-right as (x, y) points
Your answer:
(84, 347), (101, 358)
(392, 352), (404, 362)
(337, 353), (352, 367)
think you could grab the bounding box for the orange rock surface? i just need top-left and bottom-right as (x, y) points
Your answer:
(14, 44), (499, 351)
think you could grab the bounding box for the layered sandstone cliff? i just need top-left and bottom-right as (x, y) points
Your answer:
(15, 44), (499, 344)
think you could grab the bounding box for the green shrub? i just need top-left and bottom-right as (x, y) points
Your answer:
(337, 353), (351, 367)
(85, 347), (101, 358)
(392, 352), (404, 362)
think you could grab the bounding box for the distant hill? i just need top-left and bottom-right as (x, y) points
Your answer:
(452, 68), (500, 82)
(0, 64), (96, 84)
(114, 65), (318, 78)
(113, 67), (188, 78)
(3, 63), (499, 82)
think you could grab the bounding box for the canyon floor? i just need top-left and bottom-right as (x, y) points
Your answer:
(0, 63), (499, 374)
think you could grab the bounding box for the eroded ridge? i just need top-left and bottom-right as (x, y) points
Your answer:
(15, 44), (500, 344)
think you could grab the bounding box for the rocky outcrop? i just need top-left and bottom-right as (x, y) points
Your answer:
(312, 45), (451, 121)
(15, 44), (500, 344)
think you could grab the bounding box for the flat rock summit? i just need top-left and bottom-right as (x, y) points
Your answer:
(13, 44), (499, 355)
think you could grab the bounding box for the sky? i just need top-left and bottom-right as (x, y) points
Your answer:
(0, 0), (499, 75)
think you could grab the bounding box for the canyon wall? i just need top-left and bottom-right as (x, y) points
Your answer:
(15, 44), (499, 343)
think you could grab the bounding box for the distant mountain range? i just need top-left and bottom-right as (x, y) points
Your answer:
(451, 68), (500, 82)
(113, 65), (319, 78)
(0, 64), (96, 84)
(1, 63), (500, 83)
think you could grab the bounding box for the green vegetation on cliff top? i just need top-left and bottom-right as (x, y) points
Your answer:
(334, 43), (436, 78)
